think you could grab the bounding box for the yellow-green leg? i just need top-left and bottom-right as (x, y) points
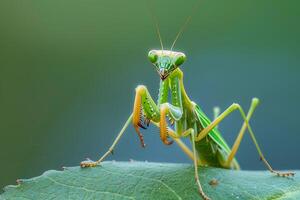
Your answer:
(80, 114), (195, 168)
(177, 128), (211, 200)
(195, 98), (294, 177)
(151, 121), (196, 163)
(80, 114), (133, 167)
(195, 99), (256, 141)
(81, 85), (161, 167)
(224, 102), (295, 177)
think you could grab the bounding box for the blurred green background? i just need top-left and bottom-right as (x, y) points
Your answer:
(0, 0), (299, 189)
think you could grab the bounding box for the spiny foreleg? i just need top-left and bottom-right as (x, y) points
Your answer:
(159, 103), (183, 145)
(133, 85), (160, 147)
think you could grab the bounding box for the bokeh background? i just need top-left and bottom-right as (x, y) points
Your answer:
(0, 0), (299, 189)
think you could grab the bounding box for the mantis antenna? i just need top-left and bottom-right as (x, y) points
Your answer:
(170, 0), (202, 51)
(147, 0), (164, 50)
(155, 19), (164, 51)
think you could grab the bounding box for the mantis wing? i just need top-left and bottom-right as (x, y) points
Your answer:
(195, 105), (240, 169)
(194, 105), (232, 153)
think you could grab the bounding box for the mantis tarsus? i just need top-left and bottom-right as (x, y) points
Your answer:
(80, 7), (295, 200)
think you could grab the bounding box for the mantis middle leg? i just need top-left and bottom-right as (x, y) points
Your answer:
(80, 114), (133, 167)
(81, 85), (161, 167)
(167, 128), (211, 200)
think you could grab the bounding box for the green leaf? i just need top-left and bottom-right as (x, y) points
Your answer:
(1, 161), (299, 200)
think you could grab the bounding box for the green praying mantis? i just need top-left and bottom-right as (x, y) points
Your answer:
(79, 5), (295, 200)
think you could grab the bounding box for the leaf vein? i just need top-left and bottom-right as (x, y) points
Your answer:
(44, 176), (135, 200)
(101, 167), (182, 200)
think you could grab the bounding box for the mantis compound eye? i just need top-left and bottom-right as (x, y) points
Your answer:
(148, 51), (158, 63)
(174, 54), (186, 66)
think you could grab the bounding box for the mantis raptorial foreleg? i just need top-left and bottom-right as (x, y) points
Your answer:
(133, 85), (161, 147)
(134, 85), (184, 146)
(195, 98), (294, 177)
(134, 85), (194, 160)
(160, 102), (182, 145)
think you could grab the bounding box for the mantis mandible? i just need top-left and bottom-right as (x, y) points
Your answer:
(80, 5), (295, 200)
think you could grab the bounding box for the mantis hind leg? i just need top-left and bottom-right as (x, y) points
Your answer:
(195, 98), (294, 177)
(224, 100), (295, 177)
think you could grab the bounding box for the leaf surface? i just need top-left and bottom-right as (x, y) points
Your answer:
(1, 161), (299, 200)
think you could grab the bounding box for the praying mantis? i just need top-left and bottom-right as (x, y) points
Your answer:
(79, 5), (295, 200)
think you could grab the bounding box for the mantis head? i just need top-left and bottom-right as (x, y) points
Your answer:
(148, 50), (186, 80)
